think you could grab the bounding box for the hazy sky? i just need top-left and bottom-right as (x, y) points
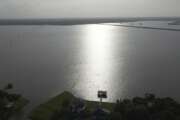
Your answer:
(0, 0), (180, 18)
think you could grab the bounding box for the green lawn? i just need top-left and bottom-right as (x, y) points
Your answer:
(29, 91), (114, 120)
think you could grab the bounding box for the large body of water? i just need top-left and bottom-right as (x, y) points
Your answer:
(0, 22), (180, 113)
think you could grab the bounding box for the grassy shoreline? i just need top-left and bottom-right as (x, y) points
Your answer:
(29, 91), (114, 120)
(29, 91), (180, 120)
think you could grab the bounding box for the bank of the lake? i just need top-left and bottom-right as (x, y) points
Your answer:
(29, 91), (180, 120)
(29, 91), (114, 120)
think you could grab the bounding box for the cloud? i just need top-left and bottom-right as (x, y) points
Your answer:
(0, 0), (179, 18)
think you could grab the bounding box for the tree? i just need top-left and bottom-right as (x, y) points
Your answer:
(4, 83), (13, 90)
(0, 84), (27, 120)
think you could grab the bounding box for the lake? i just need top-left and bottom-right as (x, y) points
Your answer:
(0, 22), (180, 115)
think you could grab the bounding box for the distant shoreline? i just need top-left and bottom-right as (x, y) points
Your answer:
(0, 17), (180, 25)
(109, 24), (180, 32)
(168, 20), (180, 25)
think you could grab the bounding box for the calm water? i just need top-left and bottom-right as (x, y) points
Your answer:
(0, 23), (180, 113)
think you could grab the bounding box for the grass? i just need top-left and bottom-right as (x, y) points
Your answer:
(29, 91), (115, 120)
(85, 100), (114, 111)
(29, 91), (74, 120)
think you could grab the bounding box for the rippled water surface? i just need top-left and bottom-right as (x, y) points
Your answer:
(0, 23), (180, 113)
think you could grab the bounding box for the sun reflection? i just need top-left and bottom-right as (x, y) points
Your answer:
(84, 25), (113, 63)
(74, 24), (117, 101)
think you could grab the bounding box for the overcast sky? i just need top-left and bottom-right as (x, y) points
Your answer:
(0, 0), (180, 19)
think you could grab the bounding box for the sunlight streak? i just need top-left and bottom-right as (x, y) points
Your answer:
(75, 24), (117, 101)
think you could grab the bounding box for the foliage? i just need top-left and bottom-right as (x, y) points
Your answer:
(30, 92), (180, 120)
(0, 83), (28, 120)
(111, 93), (180, 120)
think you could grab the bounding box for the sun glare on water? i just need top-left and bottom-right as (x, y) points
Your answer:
(74, 24), (122, 101)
